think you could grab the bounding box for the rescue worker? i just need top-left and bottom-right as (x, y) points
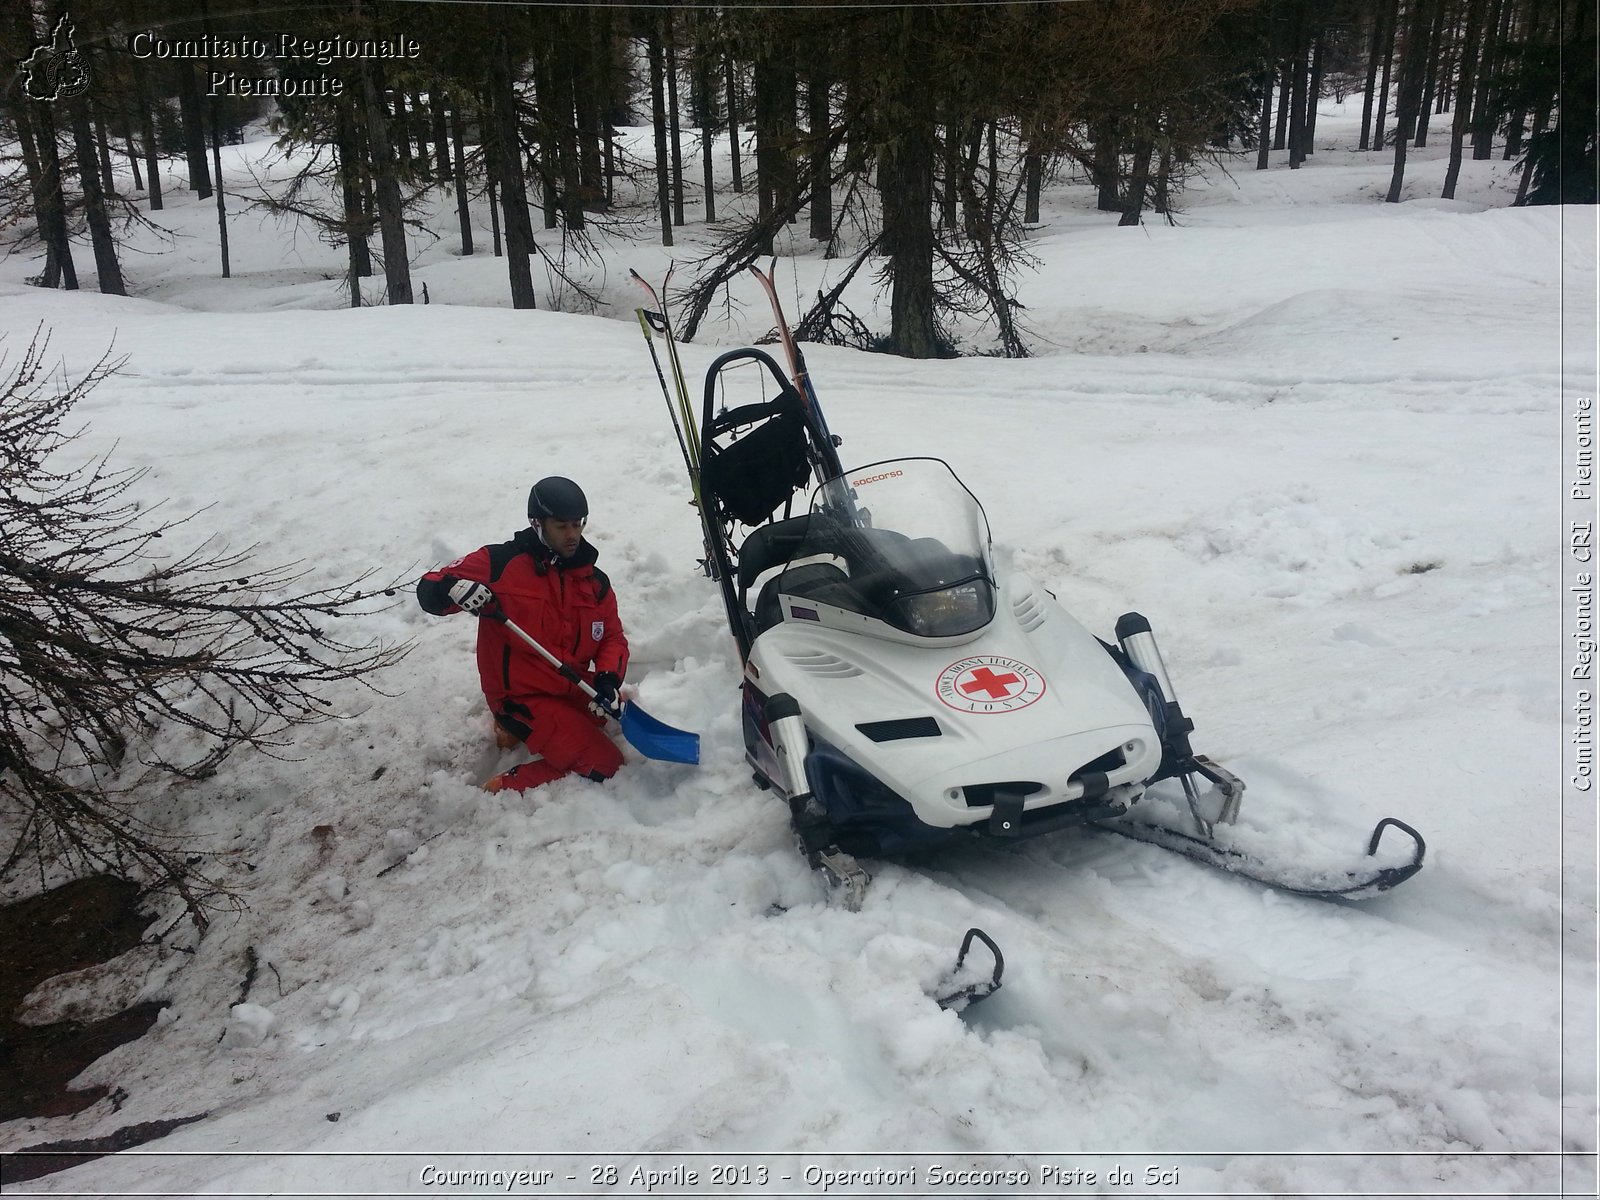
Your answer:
(417, 476), (628, 793)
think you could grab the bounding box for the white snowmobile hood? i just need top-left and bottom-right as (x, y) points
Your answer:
(748, 573), (1162, 828)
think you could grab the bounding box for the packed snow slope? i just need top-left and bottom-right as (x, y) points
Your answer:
(0, 105), (1593, 1197)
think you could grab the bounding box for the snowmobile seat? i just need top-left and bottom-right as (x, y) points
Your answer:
(737, 515), (819, 592)
(753, 563), (853, 634)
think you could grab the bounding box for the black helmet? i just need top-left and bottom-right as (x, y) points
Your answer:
(527, 476), (588, 521)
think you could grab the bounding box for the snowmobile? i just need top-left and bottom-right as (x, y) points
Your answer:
(634, 268), (1426, 931)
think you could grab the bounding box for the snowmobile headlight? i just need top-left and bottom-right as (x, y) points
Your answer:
(893, 582), (994, 637)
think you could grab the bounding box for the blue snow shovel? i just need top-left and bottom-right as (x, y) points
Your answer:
(495, 613), (700, 765)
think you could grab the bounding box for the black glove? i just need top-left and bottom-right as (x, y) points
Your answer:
(445, 577), (497, 617)
(589, 671), (622, 718)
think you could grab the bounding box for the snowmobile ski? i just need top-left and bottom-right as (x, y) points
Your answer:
(1096, 813), (1426, 901)
(935, 928), (1004, 1012)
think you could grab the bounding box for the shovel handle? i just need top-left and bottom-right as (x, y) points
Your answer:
(491, 613), (621, 719)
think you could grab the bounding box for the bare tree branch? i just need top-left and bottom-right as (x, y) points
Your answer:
(0, 329), (411, 920)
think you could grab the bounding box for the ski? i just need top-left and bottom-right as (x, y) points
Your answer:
(1095, 814), (1426, 901)
(633, 306), (698, 496)
(935, 928), (1004, 1012)
(631, 268), (722, 580)
(746, 259), (840, 458)
(629, 268), (699, 467)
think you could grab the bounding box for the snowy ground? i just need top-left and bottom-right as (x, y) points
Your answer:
(1, 100), (1595, 1198)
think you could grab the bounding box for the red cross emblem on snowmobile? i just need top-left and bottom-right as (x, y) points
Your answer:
(935, 656), (1046, 713)
(961, 666), (1021, 698)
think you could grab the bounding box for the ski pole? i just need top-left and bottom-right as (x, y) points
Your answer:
(630, 271), (721, 582)
(630, 267), (700, 465)
(635, 307), (698, 482)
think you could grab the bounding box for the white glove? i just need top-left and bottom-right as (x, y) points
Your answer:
(588, 671), (623, 718)
(447, 578), (496, 615)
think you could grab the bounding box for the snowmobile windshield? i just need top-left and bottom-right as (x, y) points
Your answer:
(780, 458), (996, 639)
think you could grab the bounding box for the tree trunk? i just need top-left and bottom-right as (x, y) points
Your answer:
(177, 61), (212, 198)
(553, 15), (585, 230)
(1304, 28), (1325, 154)
(360, 57), (413, 304)
(1288, 5), (1309, 167)
(531, 48), (559, 230)
(881, 12), (939, 358)
(131, 55), (162, 209)
(574, 7), (605, 211)
(1153, 140), (1173, 216)
(1257, 74), (1274, 168)
(665, 13), (685, 227)
(1024, 149), (1042, 224)
(342, 116), (366, 307)
(392, 89), (412, 172)
(119, 113), (143, 193)
(199, 0), (229, 278)
(1375, 0), (1399, 147)
(408, 90), (428, 177)
(698, 41), (718, 224)
(1360, 4), (1385, 150)
(1501, 0), (1543, 159)
(1433, 3), (1459, 115)
(487, 47), (535, 307)
(91, 105), (117, 198)
(1273, 60), (1292, 149)
(70, 103), (126, 295)
(1119, 129), (1154, 225)
(1513, 95), (1551, 203)
(808, 69), (832, 241)
(1092, 120), (1120, 211)
(208, 66), (230, 277)
(488, 173), (502, 256)
(960, 122), (984, 237)
(754, 45), (796, 236)
(1414, 0), (1447, 146)
(336, 107), (372, 282)
(430, 92), (450, 188)
(939, 102), (959, 229)
(1386, 0), (1431, 202)
(33, 104), (78, 290)
(597, 6), (617, 206)
(450, 101), (473, 256)
(1470, 0), (1510, 158)
(14, 99), (68, 288)
(1443, 0), (1488, 198)
(647, 22), (673, 247)
(724, 53), (743, 194)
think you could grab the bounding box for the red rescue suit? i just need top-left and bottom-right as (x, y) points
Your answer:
(418, 529), (629, 788)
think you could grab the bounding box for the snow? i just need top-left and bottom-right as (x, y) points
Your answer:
(0, 101), (1594, 1198)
